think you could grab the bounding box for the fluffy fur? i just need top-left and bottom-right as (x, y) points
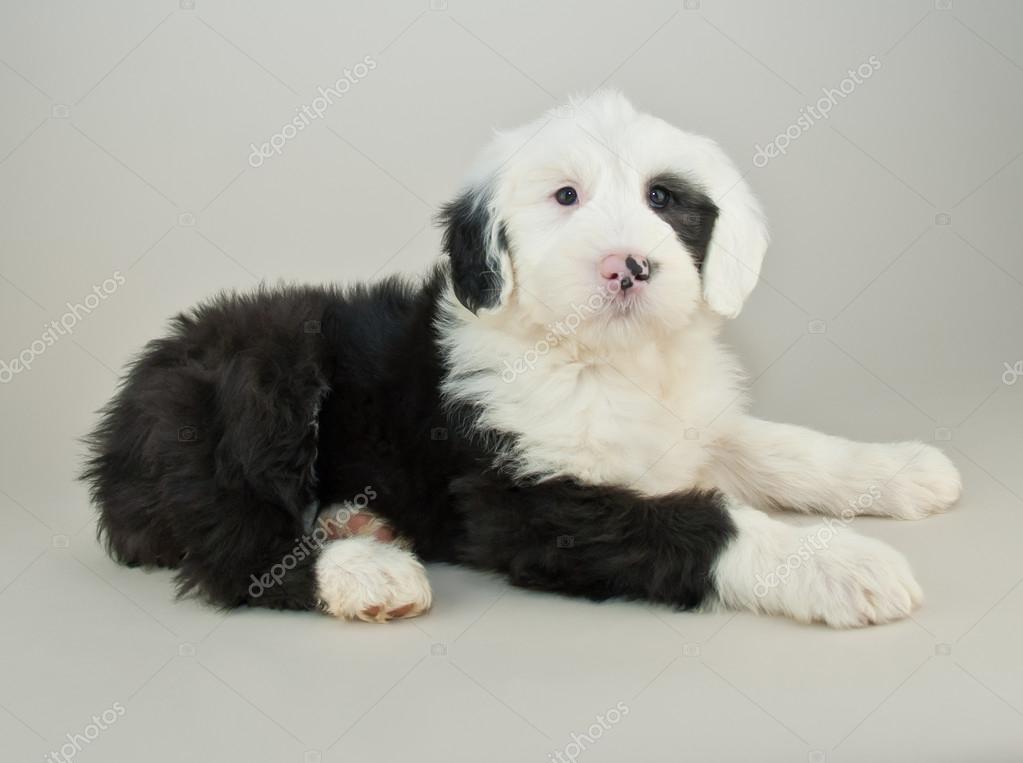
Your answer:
(83, 92), (961, 627)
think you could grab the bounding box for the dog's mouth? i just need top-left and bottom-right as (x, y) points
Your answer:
(604, 277), (649, 306)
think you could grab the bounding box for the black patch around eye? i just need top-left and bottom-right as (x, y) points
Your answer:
(648, 173), (719, 271)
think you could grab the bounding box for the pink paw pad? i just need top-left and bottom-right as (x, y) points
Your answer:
(318, 508), (399, 544)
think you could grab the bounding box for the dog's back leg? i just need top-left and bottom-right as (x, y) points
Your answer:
(154, 349), (331, 609)
(83, 289), (437, 619)
(85, 334), (434, 619)
(84, 299), (325, 608)
(188, 512), (432, 621)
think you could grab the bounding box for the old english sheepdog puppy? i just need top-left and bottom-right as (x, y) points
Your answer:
(84, 92), (962, 627)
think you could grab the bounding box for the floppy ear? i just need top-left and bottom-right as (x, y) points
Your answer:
(700, 153), (770, 319)
(438, 185), (513, 315)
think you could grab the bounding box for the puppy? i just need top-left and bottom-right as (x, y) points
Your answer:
(83, 91), (961, 627)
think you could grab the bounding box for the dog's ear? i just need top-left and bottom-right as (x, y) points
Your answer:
(438, 184), (513, 314)
(699, 146), (770, 319)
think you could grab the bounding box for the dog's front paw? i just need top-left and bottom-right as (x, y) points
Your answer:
(869, 442), (962, 520)
(316, 536), (432, 623)
(792, 531), (924, 628)
(716, 509), (923, 628)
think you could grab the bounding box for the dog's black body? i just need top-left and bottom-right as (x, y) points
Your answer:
(83, 265), (735, 614)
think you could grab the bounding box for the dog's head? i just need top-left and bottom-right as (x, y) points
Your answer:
(439, 91), (768, 342)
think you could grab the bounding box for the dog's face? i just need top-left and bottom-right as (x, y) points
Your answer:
(440, 92), (768, 342)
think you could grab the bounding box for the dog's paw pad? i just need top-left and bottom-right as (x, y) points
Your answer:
(318, 507), (399, 543)
(354, 602), (422, 623)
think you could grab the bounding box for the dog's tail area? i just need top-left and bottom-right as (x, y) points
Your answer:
(80, 288), (334, 610)
(80, 331), (210, 570)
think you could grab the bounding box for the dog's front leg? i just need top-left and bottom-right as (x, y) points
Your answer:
(451, 474), (921, 627)
(451, 474), (734, 611)
(704, 416), (962, 519)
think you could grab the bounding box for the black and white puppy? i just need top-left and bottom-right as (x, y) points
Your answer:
(83, 92), (962, 628)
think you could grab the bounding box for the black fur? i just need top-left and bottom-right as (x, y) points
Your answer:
(453, 475), (734, 609)
(82, 265), (736, 614)
(438, 189), (506, 314)
(649, 173), (719, 271)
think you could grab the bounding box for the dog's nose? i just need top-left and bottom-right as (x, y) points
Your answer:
(599, 254), (650, 291)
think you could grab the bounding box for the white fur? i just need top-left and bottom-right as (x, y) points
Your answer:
(437, 91), (960, 627)
(440, 302), (743, 491)
(315, 536), (432, 622)
(441, 92), (763, 489)
(465, 92), (768, 328)
(705, 418), (963, 519)
(713, 506), (923, 628)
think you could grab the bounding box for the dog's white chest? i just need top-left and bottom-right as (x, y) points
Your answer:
(442, 306), (745, 496)
(483, 353), (716, 494)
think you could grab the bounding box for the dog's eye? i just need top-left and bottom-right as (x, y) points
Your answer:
(648, 186), (671, 209)
(554, 186), (578, 206)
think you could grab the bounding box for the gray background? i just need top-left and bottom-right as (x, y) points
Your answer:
(2, 1), (1022, 761)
